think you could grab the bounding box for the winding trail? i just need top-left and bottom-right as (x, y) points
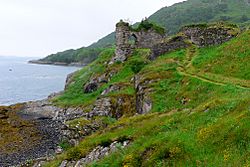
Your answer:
(177, 46), (250, 90)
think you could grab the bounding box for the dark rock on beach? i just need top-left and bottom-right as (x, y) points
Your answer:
(0, 105), (63, 167)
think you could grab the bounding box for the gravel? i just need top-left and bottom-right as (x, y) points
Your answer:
(0, 113), (63, 167)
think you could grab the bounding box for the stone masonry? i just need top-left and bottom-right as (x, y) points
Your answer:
(112, 20), (165, 63)
(114, 21), (133, 62)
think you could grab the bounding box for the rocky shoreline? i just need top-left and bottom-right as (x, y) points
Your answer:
(0, 71), (84, 166)
(0, 93), (111, 166)
(0, 104), (63, 167)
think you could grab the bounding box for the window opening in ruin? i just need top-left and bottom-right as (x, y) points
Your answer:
(129, 34), (138, 46)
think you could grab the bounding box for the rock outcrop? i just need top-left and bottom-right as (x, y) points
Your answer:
(84, 82), (98, 93)
(22, 99), (86, 122)
(101, 84), (121, 95)
(134, 75), (154, 114)
(88, 98), (113, 118)
(83, 70), (117, 94)
(58, 140), (130, 167)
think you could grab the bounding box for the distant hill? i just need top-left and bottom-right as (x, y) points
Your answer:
(32, 47), (104, 66)
(36, 0), (250, 65)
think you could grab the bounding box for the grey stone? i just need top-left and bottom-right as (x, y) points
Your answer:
(149, 35), (189, 60)
(74, 161), (83, 167)
(22, 99), (86, 122)
(55, 146), (63, 154)
(101, 84), (121, 95)
(66, 161), (76, 167)
(83, 72), (115, 93)
(59, 160), (68, 167)
(32, 161), (45, 167)
(181, 26), (238, 47)
(87, 98), (112, 118)
(69, 139), (79, 146)
(69, 140), (130, 166)
(134, 75), (154, 114)
(113, 20), (165, 63)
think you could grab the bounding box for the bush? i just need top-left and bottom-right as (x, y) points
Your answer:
(100, 139), (113, 147)
(130, 60), (148, 74)
(67, 147), (83, 160)
(132, 19), (166, 35)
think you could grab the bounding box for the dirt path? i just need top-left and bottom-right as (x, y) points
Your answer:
(177, 46), (250, 90)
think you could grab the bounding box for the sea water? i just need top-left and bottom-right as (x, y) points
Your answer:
(0, 56), (80, 106)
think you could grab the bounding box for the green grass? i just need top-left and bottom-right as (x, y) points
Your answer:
(192, 30), (250, 80)
(45, 30), (250, 166)
(52, 49), (115, 107)
(45, 98), (250, 166)
(53, 48), (150, 109)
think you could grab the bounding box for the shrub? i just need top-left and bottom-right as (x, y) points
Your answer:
(67, 147), (83, 160)
(100, 139), (113, 147)
(132, 19), (166, 35)
(130, 60), (148, 74)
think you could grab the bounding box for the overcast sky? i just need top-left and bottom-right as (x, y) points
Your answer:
(0, 0), (184, 57)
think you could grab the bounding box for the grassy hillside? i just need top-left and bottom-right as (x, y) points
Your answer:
(150, 0), (250, 34)
(38, 0), (250, 64)
(45, 29), (250, 166)
(192, 30), (250, 80)
(40, 47), (104, 65)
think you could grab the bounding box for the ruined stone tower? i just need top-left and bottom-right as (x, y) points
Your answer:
(114, 20), (133, 62)
(112, 20), (165, 63)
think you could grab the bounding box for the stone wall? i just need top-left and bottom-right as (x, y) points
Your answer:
(113, 20), (165, 63)
(133, 29), (164, 49)
(181, 26), (238, 47)
(149, 36), (190, 60)
(149, 24), (239, 60)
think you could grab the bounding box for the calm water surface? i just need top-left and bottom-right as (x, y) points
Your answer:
(0, 56), (80, 106)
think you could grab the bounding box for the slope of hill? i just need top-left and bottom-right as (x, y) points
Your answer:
(40, 27), (250, 166)
(150, 0), (250, 34)
(30, 47), (104, 66)
(34, 0), (250, 65)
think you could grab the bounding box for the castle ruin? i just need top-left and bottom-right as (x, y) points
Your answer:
(113, 20), (165, 62)
(112, 20), (239, 63)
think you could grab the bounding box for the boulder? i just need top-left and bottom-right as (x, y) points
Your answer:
(87, 98), (112, 118)
(84, 82), (98, 93)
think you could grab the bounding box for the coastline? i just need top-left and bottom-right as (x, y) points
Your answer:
(0, 61), (80, 107)
(0, 102), (63, 167)
(28, 60), (86, 67)
(0, 70), (79, 166)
